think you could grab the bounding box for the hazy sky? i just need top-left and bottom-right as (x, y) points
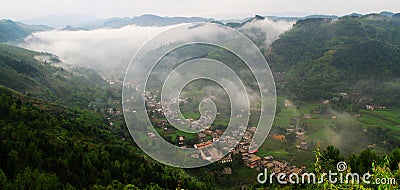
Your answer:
(2, 0), (399, 20)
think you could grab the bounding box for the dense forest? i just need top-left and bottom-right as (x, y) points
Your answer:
(0, 85), (211, 189)
(266, 14), (400, 106)
(0, 43), (210, 189)
(0, 43), (122, 109)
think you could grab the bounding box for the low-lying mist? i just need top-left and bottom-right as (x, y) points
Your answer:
(22, 25), (170, 78)
(21, 18), (295, 80)
(239, 18), (295, 48)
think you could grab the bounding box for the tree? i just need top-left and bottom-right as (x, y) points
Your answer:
(357, 149), (378, 174)
(0, 169), (10, 190)
(319, 145), (344, 171)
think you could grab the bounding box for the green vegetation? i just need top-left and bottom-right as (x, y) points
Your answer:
(1, 13), (400, 189)
(0, 43), (111, 108)
(256, 96), (400, 168)
(0, 86), (211, 189)
(267, 15), (400, 106)
(0, 43), (212, 189)
(0, 19), (51, 43)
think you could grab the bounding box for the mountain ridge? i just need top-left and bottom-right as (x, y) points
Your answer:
(0, 19), (52, 43)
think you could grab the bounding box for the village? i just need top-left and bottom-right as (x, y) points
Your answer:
(120, 84), (390, 181)
(139, 90), (308, 179)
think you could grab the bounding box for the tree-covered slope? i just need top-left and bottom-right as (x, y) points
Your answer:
(0, 87), (210, 189)
(0, 43), (110, 108)
(0, 19), (51, 43)
(267, 14), (400, 105)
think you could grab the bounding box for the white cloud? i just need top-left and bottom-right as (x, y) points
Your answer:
(239, 18), (294, 48)
(21, 25), (171, 77)
(21, 19), (294, 79)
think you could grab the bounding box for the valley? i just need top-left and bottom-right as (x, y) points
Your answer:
(0, 11), (399, 189)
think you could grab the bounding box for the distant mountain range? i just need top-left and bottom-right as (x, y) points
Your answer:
(0, 11), (394, 32)
(22, 14), (102, 28)
(62, 14), (215, 30)
(0, 11), (398, 44)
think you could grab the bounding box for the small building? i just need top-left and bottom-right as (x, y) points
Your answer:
(194, 141), (212, 148)
(264, 155), (274, 161)
(215, 130), (224, 136)
(313, 109), (321, 114)
(286, 128), (295, 134)
(271, 134), (286, 142)
(220, 154), (233, 163)
(366, 105), (375, 110)
(244, 154), (261, 169)
(297, 142), (308, 149)
(296, 131), (305, 139)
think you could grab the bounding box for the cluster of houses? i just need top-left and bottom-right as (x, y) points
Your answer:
(190, 125), (249, 162)
(141, 89), (307, 177)
(144, 91), (218, 132)
(242, 154), (306, 175)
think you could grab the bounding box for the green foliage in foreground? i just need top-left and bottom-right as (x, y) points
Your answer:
(252, 145), (400, 189)
(0, 87), (210, 189)
(310, 145), (400, 190)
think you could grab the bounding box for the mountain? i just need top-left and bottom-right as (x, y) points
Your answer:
(66, 14), (215, 30)
(23, 14), (102, 28)
(62, 14), (339, 31)
(0, 19), (51, 43)
(130, 14), (214, 26)
(380, 11), (395, 17)
(225, 14), (338, 28)
(0, 43), (109, 108)
(0, 33), (212, 188)
(266, 14), (400, 105)
(0, 85), (210, 189)
(345, 13), (363, 17)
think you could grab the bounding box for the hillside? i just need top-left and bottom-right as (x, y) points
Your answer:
(0, 30), (213, 189)
(0, 19), (51, 43)
(0, 86), (210, 189)
(0, 43), (109, 108)
(266, 14), (400, 105)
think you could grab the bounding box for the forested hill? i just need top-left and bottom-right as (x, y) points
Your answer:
(0, 43), (111, 108)
(0, 87), (210, 189)
(0, 19), (51, 43)
(0, 29), (212, 188)
(267, 14), (400, 105)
